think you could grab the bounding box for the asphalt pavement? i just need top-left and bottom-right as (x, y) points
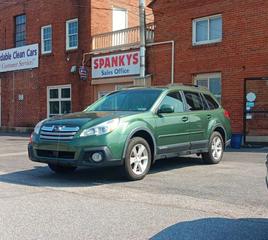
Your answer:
(0, 134), (268, 240)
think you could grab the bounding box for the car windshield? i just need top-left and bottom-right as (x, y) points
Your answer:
(86, 89), (163, 112)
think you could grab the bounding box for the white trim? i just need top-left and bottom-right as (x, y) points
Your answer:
(41, 25), (52, 54)
(47, 84), (72, 118)
(192, 14), (222, 46)
(66, 18), (78, 51)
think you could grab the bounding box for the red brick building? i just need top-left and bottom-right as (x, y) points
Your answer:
(0, 0), (267, 144)
(147, 0), (268, 144)
(0, 0), (145, 128)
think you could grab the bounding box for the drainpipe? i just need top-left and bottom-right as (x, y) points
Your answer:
(139, 0), (146, 84)
(146, 40), (175, 84)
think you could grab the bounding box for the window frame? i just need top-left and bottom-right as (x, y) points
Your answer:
(192, 14), (222, 46)
(41, 25), (52, 54)
(14, 14), (26, 47)
(66, 18), (78, 51)
(194, 73), (222, 101)
(47, 84), (72, 118)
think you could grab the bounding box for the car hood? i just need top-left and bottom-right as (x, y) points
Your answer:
(42, 111), (139, 128)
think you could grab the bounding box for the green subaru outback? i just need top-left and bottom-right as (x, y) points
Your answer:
(28, 85), (232, 181)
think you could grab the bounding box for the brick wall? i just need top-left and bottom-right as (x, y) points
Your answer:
(0, 0), (142, 127)
(148, 0), (268, 133)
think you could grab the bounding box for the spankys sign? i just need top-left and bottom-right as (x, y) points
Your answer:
(92, 51), (140, 79)
(0, 44), (39, 73)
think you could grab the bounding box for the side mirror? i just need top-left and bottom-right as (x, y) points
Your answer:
(158, 104), (174, 114)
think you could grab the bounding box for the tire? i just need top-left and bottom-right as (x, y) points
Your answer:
(124, 137), (152, 181)
(202, 132), (224, 164)
(48, 163), (77, 174)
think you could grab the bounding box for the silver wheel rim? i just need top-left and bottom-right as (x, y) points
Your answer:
(130, 144), (149, 175)
(211, 136), (223, 160)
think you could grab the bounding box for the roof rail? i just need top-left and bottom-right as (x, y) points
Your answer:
(168, 83), (199, 88)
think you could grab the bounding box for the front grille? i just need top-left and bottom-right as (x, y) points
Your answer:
(36, 150), (75, 159)
(40, 125), (80, 141)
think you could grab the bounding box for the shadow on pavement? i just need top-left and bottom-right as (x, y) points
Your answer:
(0, 156), (202, 188)
(151, 218), (268, 240)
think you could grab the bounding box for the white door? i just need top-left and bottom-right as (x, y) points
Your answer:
(113, 8), (127, 31)
(112, 8), (128, 46)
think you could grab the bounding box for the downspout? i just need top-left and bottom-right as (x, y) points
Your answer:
(146, 40), (175, 84)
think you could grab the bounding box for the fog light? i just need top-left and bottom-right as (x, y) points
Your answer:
(91, 152), (103, 162)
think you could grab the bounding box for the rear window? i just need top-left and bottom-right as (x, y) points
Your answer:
(184, 91), (204, 111)
(204, 94), (220, 110)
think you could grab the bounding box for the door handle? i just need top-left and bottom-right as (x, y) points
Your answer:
(207, 114), (212, 120)
(182, 116), (189, 122)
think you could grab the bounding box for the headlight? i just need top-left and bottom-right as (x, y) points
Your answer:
(80, 118), (120, 137)
(34, 120), (45, 134)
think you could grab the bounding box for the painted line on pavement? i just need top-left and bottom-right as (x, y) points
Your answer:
(0, 152), (28, 158)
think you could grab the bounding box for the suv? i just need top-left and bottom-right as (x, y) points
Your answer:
(28, 85), (232, 181)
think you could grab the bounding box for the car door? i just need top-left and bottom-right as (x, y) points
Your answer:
(155, 91), (190, 154)
(183, 91), (209, 150)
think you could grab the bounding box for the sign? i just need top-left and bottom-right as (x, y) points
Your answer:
(246, 92), (256, 102)
(79, 66), (88, 80)
(0, 44), (39, 73)
(92, 51), (140, 79)
(246, 102), (255, 108)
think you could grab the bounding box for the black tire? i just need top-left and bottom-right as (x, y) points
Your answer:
(48, 163), (77, 174)
(124, 137), (152, 181)
(202, 132), (224, 164)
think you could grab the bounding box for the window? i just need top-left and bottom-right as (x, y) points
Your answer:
(193, 15), (222, 45)
(47, 85), (71, 117)
(160, 92), (184, 113)
(184, 91), (204, 111)
(66, 19), (78, 50)
(204, 94), (220, 110)
(194, 73), (222, 102)
(41, 25), (52, 54)
(15, 15), (26, 47)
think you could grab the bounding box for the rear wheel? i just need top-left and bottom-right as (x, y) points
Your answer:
(48, 163), (77, 174)
(124, 137), (152, 181)
(202, 132), (224, 164)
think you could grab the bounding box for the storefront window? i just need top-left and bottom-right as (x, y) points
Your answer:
(47, 85), (71, 117)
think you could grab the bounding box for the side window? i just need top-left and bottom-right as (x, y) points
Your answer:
(160, 92), (184, 113)
(184, 91), (204, 111)
(204, 94), (220, 110)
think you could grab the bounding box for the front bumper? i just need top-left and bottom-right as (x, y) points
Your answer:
(28, 143), (122, 168)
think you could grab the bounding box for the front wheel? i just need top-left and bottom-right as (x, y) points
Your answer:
(124, 137), (152, 181)
(202, 132), (224, 164)
(48, 163), (77, 174)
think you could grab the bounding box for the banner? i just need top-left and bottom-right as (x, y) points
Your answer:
(92, 51), (140, 79)
(0, 44), (39, 73)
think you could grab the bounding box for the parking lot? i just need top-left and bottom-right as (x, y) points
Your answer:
(0, 134), (268, 240)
